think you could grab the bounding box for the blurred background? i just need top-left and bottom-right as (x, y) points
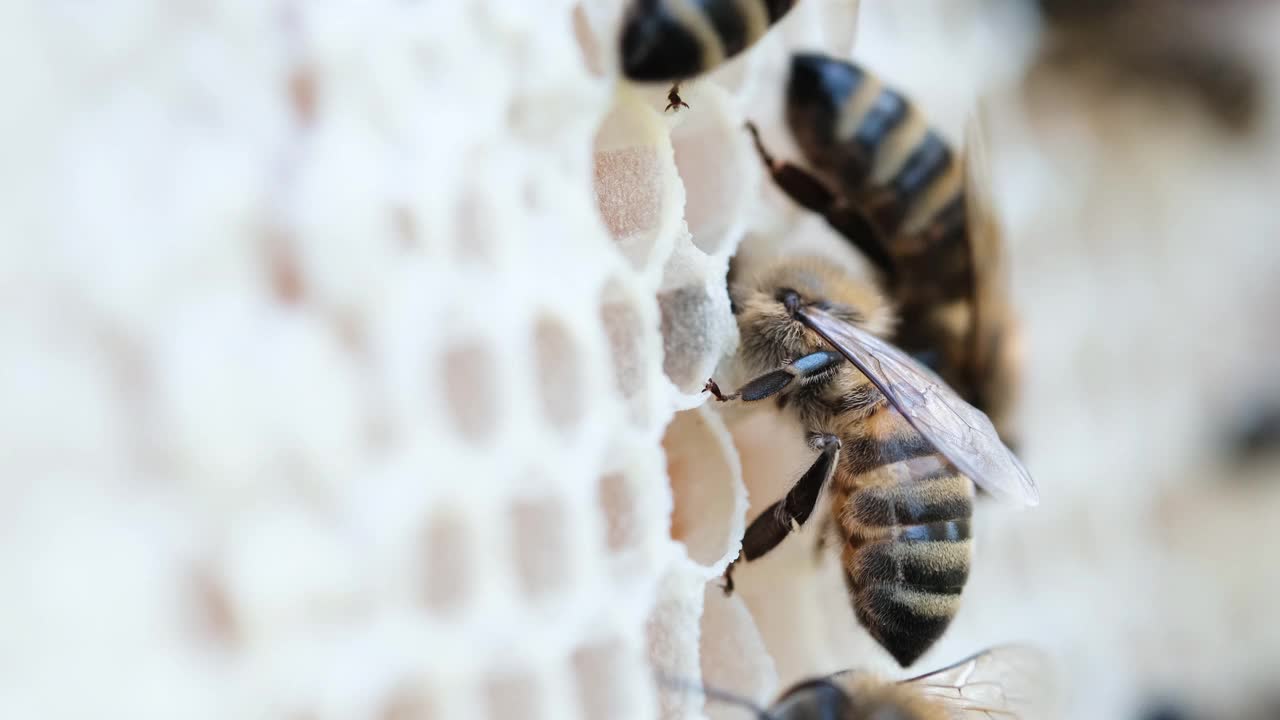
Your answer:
(3, 1), (1279, 719)
(714, 2), (1280, 719)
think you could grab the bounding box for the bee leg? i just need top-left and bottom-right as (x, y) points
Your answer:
(722, 433), (841, 595)
(665, 83), (690, 112)
(744, 122), (894, 278)
(721, 558), (738, 595)
(706, 350), (843, 404)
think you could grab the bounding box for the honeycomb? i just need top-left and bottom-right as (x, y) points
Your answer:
(0, 1), (854, 717)
(9, 0), (1280, 719)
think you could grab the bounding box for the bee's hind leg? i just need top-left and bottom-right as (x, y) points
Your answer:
(744, 122), (894, 278)
(722, 433), (841, 595)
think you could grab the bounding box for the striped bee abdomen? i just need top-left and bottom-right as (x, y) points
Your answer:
(785, 52), (990, 411)
(786, 53), (965, 250)
(620, 0), (798, 82)
(832, 446), (975, 667)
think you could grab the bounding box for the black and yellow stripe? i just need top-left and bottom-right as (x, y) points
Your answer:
(784, 52), (998, 417)
(620, 0), (799, 82)
(831, 422), (976, 667)
(786, 54), (967, 287)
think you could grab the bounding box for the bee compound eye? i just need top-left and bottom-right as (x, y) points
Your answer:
(775, 288), (803, 314)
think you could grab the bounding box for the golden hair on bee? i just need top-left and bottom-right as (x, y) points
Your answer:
(710, 253), (1037, 667)
(742, 53), (1026, 446)
(733, 256), (895, 366)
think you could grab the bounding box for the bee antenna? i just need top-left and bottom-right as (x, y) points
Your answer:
(652, 669), (779, 720)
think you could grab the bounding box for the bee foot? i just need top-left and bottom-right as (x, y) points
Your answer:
(704, 379), (736, 402)
(665, 83), (689, 112)
(720, 561), (738, 596)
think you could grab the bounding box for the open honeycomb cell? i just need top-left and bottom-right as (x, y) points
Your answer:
(440, 340), (500, 446)
(420, 506), (476, 617)
(508, 492), (575, 602)
(599, 277), (659, 429)
(592, 95), (684, 278)
(379, 682), (442, 720)
(533, 315), (585, 434)
(596, 444), (671, 584)
(599, 470), (641, 554)
(484, 666), (544, 720)
(574, 636), (651, 720)
(663, 406), (745, 570)
(188, 561), (238, 651)
(669, 83), (759, 256)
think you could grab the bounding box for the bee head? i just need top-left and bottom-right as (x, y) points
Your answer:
(733, 256), (893, 333)
(769, 678), (854, 719)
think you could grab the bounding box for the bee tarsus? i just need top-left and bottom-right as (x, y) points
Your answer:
(720, 559), (738, 596)
(739, 432), (841, 563)
(665, 83), (690, 112)
(704, 378), (734, 402)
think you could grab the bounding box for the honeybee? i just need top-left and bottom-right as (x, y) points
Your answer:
(665, 645), (1048, 719)
(748, 53), (1023, 445)
(1031, 0), (1260, 134)
(619, 0), (800, 110)
(764, 645), (1048, 719)
(707, 256), (1037, 667)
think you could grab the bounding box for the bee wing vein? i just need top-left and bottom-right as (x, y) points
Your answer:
(798, 306), (1038, 506)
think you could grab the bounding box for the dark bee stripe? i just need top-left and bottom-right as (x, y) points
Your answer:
(931, 191), (967, 234)
(850, 583), (954, 667)
(789, 53), (867, 110)
(892, 132), (954, 205)
(620, 0), (705, 80)
(787, 53), (867, 153)
(763, 0), (797, 22)
(849, 472), (973, 526)
(852, 89), (909, 155)
(898, 544), (969, 593)
(926, 223), (972, 300)
(841, 429), (935, 476)
(851, 542), (898, 584)
(898, 518), (970, 544)
(701, 0), (749, 56)
(853, 541), (969, 593)
(833, 384), (880, 414)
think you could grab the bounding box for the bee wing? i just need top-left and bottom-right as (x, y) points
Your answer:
(902, 645), (1051, 719)
(797, 306), (1039, 506)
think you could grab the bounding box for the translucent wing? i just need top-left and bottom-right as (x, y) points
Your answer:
(902, 645), (1052, 719)
(798, 306), (1038, 505)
